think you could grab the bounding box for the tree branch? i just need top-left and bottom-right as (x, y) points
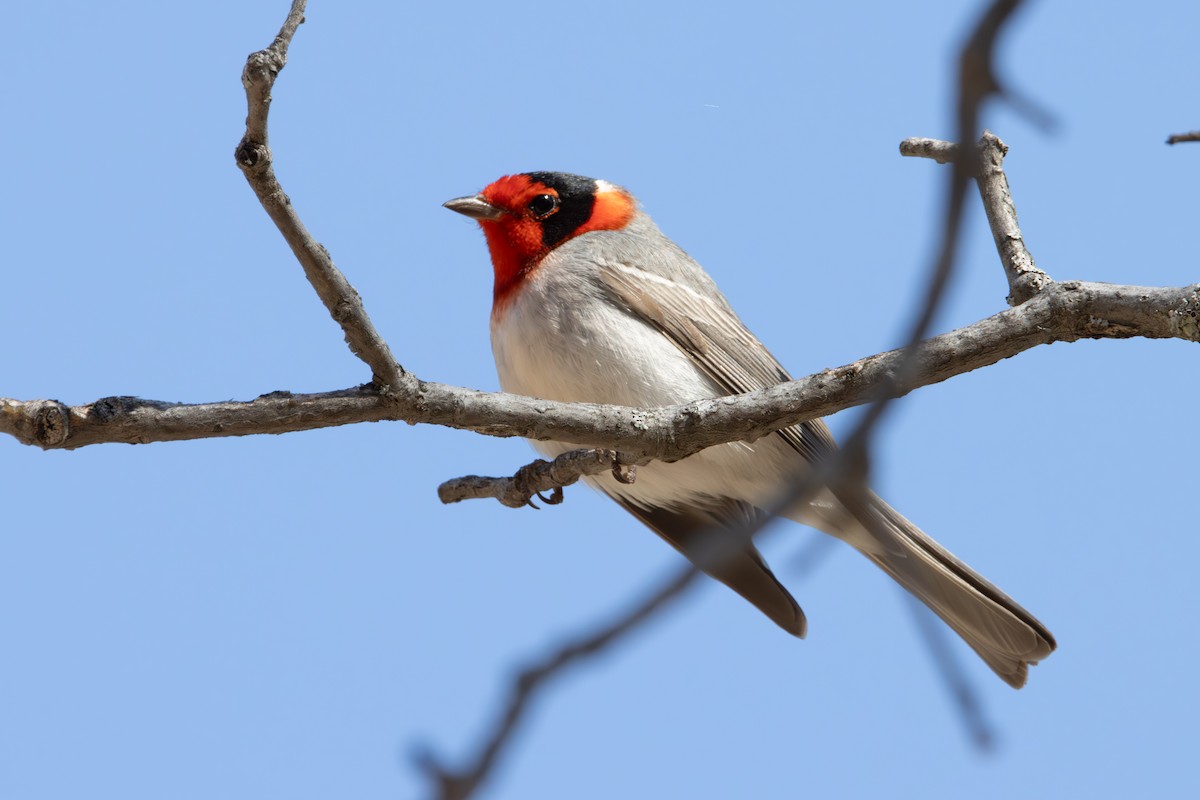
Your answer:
(1166, 130), (1200, 145)
(437, 448), (637, 508)
(430, 279), (1199, 507)
(234, 0), (408, 392)
(973, 132), (1049, 304)
(902, 133), (1049, 304)
(5, 280), (1197, 456)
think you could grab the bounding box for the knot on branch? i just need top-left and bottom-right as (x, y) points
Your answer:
(1167, 287), (1200, 342)
(235, 139), (271, 172)
(1007, 272), (1049, 306)
(32, 400), (70, 448)
(2, 399), (72, 449)
(241, 49), (285, 89)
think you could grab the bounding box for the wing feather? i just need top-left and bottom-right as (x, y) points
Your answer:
(598, 261), (836, 463)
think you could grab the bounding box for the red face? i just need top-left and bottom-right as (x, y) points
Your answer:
(471, 172), (635, 306)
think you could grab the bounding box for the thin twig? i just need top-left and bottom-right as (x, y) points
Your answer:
(902, 133), (1049, 305)
(437, 449), (639, 508)
(234, 0), (408, 392)
(972, 132), (1049, 304)
(1166, 130), (1200, 145)
(899, 137), (961, 164)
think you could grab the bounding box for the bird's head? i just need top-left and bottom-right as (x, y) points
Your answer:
(444, 172), (635, 305)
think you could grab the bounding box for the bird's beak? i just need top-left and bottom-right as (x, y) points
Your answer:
(443, 194), (505, 221)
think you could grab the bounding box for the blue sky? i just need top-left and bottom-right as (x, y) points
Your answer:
(3, 2), (1198, 798)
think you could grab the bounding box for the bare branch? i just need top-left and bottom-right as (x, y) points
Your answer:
(899, 137), (960, 164)
(878, 0), (1029, 416)
(1, 388), (385, 450)
(5, 281), (1197, 456)
(427, 281), (1200, 506)
(903, 133), (1049, 305)
(437, 448), (638, 508)
(973, 132), (1049, 304)
(234, 0), (408, 391)
(1166, 130), (1200, 145)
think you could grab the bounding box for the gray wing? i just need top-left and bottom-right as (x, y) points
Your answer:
(597, 260), (835, 464)
(598, 260), (1057, 686)
(591, 258), (816, 636)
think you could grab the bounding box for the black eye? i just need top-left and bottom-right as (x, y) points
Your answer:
(528, 193), (559, 218)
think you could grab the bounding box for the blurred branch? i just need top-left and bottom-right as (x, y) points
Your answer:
(423, 413), (906, 799)
(816, 0), (1029, 742)
(903, 594), (996, 750)
(1166, 130), (1200, 145)
(422, 3), (1034, 796)
(416, 565), (703, 800)
(1, 0), (1191, 798)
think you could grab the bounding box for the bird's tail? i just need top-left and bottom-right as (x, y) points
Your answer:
(848, 496), (1056, 688)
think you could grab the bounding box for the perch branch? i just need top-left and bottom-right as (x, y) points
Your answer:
(5, 281), (1198, 458)
(437, 449), (639, 508)
(431, 281), (1200, 506)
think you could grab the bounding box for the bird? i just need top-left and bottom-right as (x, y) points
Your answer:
(444, 171), (1055, 688)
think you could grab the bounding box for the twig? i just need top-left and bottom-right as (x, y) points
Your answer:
(1166, 130), (1200, 145)
(234, 0), (408, 392)
(902, 133), (1050, 305)
(972, 132), (1049, 304)
(437, 449), (639, 508)
(899, 138), (960, 164)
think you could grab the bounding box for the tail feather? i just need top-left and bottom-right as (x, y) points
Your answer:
(606, 483), (1052, 687)
(862, 498), (1055, 688)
